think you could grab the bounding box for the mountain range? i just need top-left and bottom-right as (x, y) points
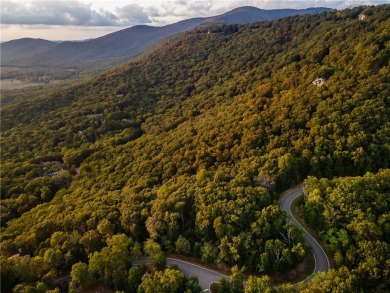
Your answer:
(1, 6), (331, 70)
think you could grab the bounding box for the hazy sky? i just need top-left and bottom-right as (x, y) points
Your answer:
(1, 0), (389, 42)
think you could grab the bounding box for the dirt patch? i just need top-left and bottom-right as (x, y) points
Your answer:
(271, 253), (314, 284)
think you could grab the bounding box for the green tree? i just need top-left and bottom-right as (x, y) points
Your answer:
(244, 275), (274, 293)
(43, 248), (64, 273)
(88, 251), (104, 280)
(217, 278), (231, 293)
(175, 236), (191, 255)
(70, 262), (90, 288)
(144, 239), (166, 270)
(128, 264), (147, 293)
(184, 275), (202, 293)
(131, 241), (143, 259)
(79, 230), (103, 255)
(139, 268), (184, 293)
(230, 265), (245, 293)
(201, 242), (218, 263)
(278, 283), (295, 293)
(97, 219), (115, 237)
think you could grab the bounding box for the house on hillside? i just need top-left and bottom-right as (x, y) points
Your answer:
(358, 14), (367, 20)
(312, 77), (327, 87)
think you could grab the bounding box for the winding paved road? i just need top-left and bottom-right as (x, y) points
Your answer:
(133, 257), (229, 290)
(280, 187), (330, 280)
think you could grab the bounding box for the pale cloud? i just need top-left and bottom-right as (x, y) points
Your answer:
(0, 0), (152, 26)
(175, 0), (188, 5)
(115, 4), (151, 25)
(1, 0), (388, 27)
(152, 1), (226, 24)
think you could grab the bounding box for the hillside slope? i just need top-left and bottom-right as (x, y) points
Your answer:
(1, 5), (389, 293)
(0, 38), (57, 65)
(0, 6), (330, 69)
(5, 19), (207, 68)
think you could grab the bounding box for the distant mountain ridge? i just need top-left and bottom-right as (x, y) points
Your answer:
(1, 38), (58, 65)
(206, 6), (332, 24)
(0, 6), (331, 69)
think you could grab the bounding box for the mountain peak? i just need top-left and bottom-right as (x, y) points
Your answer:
(207, 6), (331, 24)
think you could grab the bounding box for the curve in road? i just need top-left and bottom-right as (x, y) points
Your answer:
(280, 187), (330, 282)
(132, 257), (229, 290)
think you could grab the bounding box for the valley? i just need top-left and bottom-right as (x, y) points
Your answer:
(0, 78), (42, 90)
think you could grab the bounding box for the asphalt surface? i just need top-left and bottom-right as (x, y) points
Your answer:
(280, 187), (330, 279)
(133, 257), (229, 290)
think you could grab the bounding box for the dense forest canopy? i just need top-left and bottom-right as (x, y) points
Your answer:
(298, 170), (390, 292)
(1, 5), (389, 292)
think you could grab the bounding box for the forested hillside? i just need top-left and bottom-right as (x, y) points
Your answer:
(1, 5), (389, 292)
(298, 170), (390, 292)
